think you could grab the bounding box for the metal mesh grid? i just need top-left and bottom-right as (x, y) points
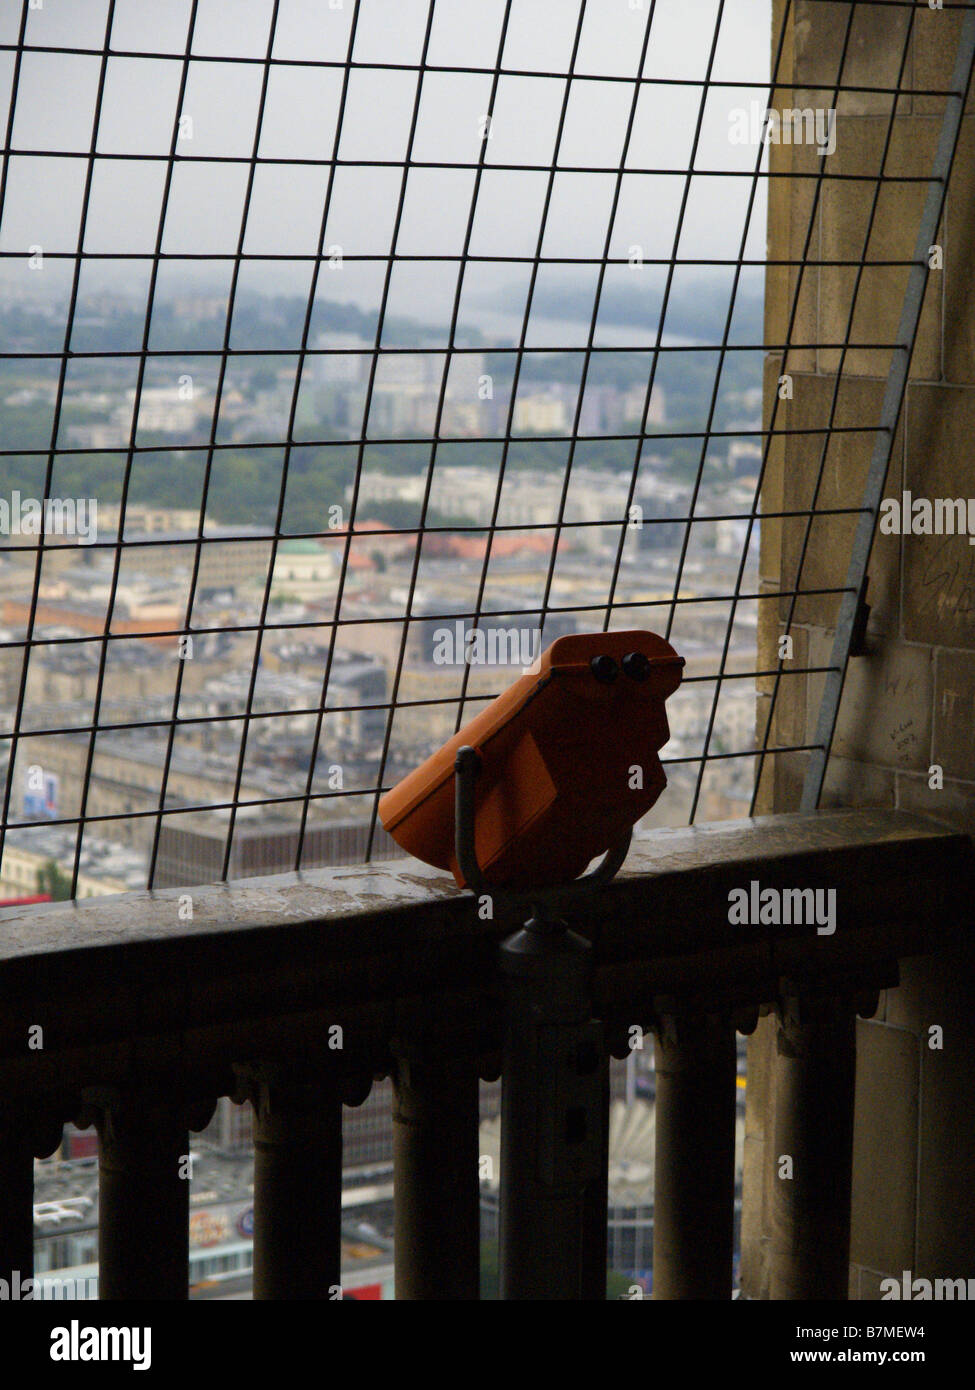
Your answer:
(0, 0), (966, 898)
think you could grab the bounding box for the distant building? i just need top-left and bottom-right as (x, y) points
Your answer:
(123, 387), (201, 436)
(513, 392), (568, 434)
(314, 332), (370, 385)
(270, 538), (337, 602)
(622, 382), (666, 428)
(0, 827), (144, 899)
(444, 351), (485, 402)
(368, 386), (438, 437)
(64, 422), (124, 451)
(96, 505), (201, 536)
(153, 813), (405, 888)
(1, 594), (181, 646)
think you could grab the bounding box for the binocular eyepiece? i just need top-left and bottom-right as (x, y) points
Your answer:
(590, 650), (654, 684)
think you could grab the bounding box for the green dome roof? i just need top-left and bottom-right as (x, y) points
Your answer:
(278, 539), (323, 555)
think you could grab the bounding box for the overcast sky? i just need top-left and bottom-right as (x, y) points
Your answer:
(0, 0), (772, 321)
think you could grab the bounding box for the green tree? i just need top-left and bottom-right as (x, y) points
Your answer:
(36, 860), (73, 901)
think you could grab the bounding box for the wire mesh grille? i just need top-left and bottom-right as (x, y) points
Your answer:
(0, 0), (964, 898)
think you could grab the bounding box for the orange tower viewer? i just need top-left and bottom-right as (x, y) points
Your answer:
(378, 629), (683, 891)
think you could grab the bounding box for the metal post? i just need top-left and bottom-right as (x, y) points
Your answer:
(453, 746), (621, 1301)
(498, 915), (607, 1300)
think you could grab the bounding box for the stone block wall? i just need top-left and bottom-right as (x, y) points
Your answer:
(742, 1), (975, 1299)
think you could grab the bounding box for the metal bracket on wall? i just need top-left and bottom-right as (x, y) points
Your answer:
(802, 9), (975, 812)
(848, 576), (871, 659)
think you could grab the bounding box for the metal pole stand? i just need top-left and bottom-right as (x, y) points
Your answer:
(454, 746), (629, 1300)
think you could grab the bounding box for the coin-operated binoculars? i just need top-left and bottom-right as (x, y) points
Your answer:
(379, 629), (683, 1299)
